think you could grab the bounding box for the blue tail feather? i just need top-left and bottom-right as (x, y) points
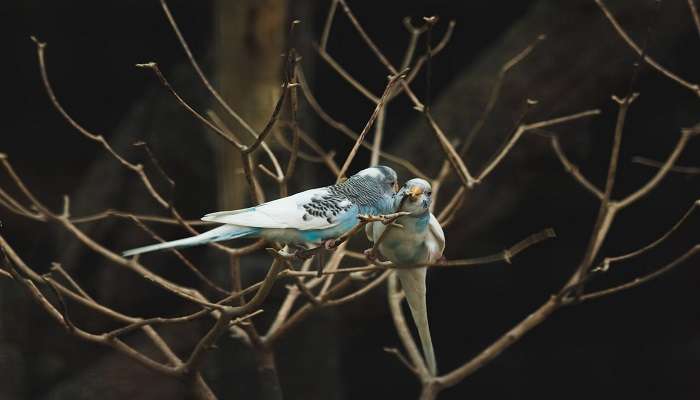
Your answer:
(122, 225), (253, 257)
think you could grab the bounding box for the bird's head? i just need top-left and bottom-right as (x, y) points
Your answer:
(396, 178), (432, 214)
(356, 165), (399, 194)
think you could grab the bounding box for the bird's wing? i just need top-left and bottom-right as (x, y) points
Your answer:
(427, 213), (445, 261)
(364, 222), (375, 242)
(201, 187), (355, 231)
(366, 221), (389, 243)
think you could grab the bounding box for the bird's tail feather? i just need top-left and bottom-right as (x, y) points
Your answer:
(397, 268), (437, 375)
(122, 225), (251, 257)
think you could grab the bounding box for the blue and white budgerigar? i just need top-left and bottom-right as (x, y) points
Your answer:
(366, 178), (445, 375)
(122, 166), (399, 257)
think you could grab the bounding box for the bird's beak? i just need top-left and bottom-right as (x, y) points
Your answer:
(407, 186), (423, 200)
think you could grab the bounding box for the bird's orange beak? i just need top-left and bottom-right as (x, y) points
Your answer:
(407, 186), (423, 200)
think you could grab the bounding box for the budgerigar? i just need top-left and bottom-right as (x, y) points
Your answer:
(122, 166), (399, 257)
(366, 178), (444, 375)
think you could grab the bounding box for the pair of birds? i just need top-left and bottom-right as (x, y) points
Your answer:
(123, 166), (443, 375)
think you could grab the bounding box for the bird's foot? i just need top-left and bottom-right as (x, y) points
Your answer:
(322, 239), (337, 250)
(293, 246), (316, 261)
(363, 248), (378, 262)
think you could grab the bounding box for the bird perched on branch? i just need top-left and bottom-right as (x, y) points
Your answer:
(123, 166), (399, 257)
(366, 178), (444, 375)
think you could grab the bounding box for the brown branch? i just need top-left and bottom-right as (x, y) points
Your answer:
(475, 109), (602, 184)
(135, 62), (244, 149)
(0, 155), (227, 310)
(548, 134), (603, 199)
(632, 156), (700, 175)
(273, 129), (324, 163)
(436, 187), (465, 226)
(319, 0), (339, 51)
(429, 159), (452, 214)
(322, 270), (390, 307)
(29, 37), (170, 209)
(296, 228), (556, 276)
(128, 216), (229, 295)
(0, 185), (42, 220)
(436, 296), (560, 388)
(617, 128), (699, 208)
(384, 347), (420, 376)
(424, 108), (601, 190)
(281, 56), (301, 197)
(206, 108), (284, 181)
(133, 141), (176, 206)
(336, 0), (424, 109)
(425, 112), (477, 188)
(689, 0), (700, 41)
(2, 245), (180, 377)
(2, 238), (213, 344)
(160, 0), (267, 142)
(297, 69), (428, 179)
(179, 259), (284, 375)
(595, 200), (698, 272)
(392, 20), (455, 101)
(266, 261), (390, 345)
(276, 123), (342, 176)
(336, 71), (406, 181)
(241, 81), (291, 155)
(315, 45), (380, 104)
(595, 0), (700, 96)
(459, 34), (546, 157)
(579, 244), (700, 302)
(567, 95), (638, 296)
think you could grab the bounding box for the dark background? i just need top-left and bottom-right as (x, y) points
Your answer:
(1, 0), (699, 399)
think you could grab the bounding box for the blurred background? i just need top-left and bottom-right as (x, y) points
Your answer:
(1, 0), (699, 399)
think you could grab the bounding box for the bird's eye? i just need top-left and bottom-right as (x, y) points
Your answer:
(427, 191), (432, 196)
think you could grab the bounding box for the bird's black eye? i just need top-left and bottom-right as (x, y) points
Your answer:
(427, 191), (432, 195)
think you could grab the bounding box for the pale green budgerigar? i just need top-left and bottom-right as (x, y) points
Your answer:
(366, 178), (444, 375)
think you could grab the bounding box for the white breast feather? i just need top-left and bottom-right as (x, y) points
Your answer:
(369, 213), (445, 263)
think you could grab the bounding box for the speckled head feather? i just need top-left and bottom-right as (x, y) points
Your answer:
(326, 165), (398, 208)
(396, 178), (432, 214)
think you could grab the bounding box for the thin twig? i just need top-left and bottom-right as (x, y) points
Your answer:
(617, 128), (697, 208)
(29, 37), (169, 209)
(384, 347), (420, 376)
(160, 0), (268, 141)
(580, 245), (700, 302)
(475, 109), (602, 184)
(459, 34), (546, 157)
(319, 0), (339, 51)
(689, 0), (700, 41)
(594, 200), (698, 272)
(315, 46), (380, 104)
(135, 62), (244, 149)
(337, 71), (406, 181)
(595, 0), (700, 96)
(548, 134), (603, 199)
(632, 156), (700, 175)
(128, 216), (229, 295)
(297, 69), (428, 179)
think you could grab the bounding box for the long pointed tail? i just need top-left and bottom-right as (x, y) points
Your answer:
(397, 268), (437, 375)
(122, 225), (253, 257)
